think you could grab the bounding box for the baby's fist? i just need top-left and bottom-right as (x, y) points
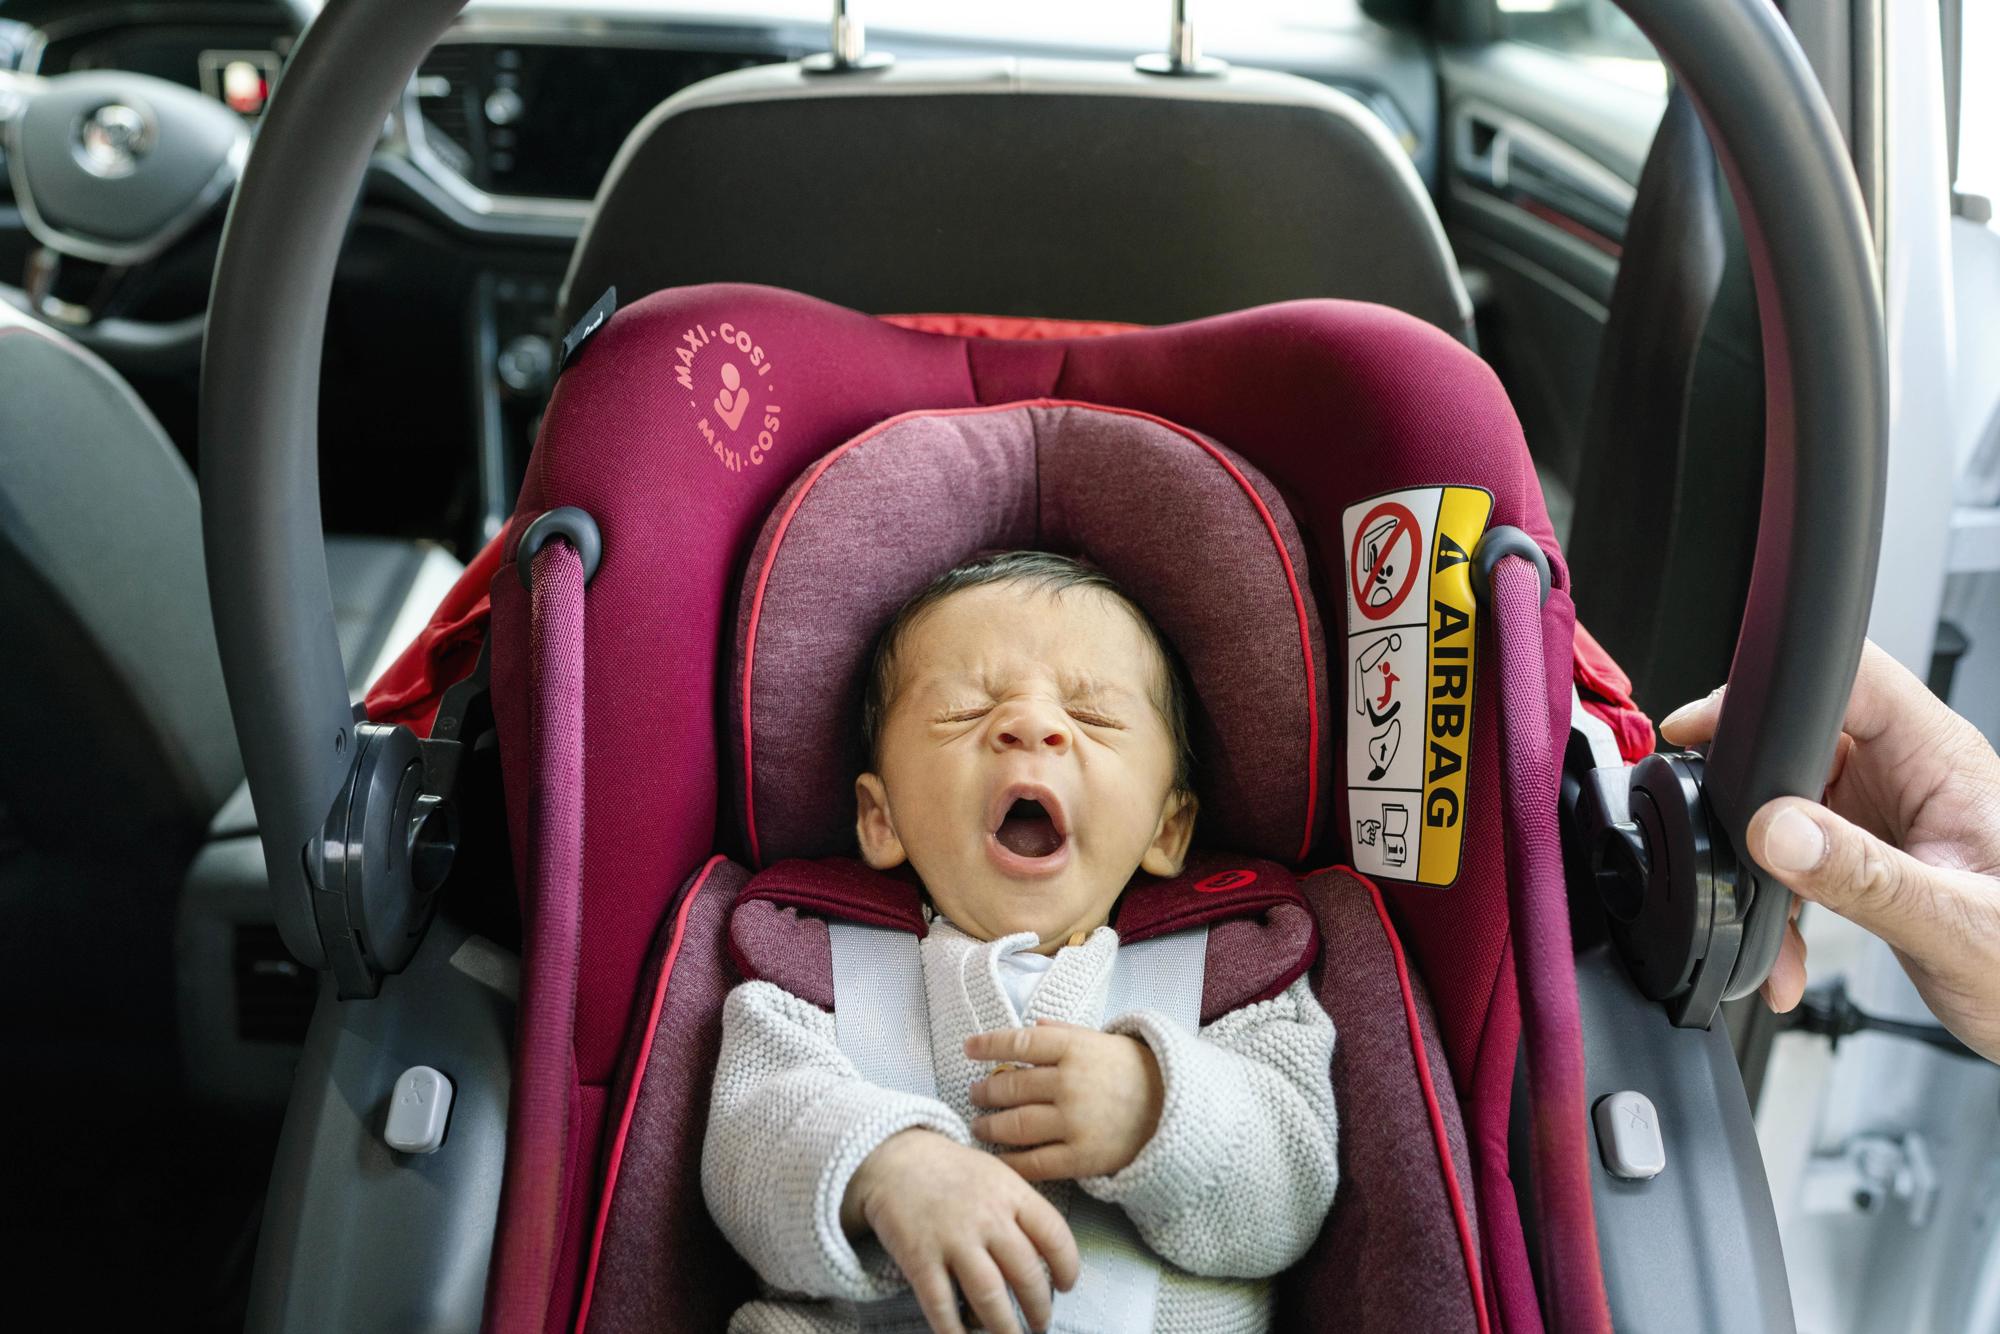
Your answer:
(844, 1129), (1079, 1334)
(966, 1022), (1165, 1181)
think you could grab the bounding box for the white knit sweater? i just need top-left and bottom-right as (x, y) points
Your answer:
(701, 919), (1339, 1333)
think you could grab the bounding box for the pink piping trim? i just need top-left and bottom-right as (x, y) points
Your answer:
(571, 854), (727, 1333)
(742, 398), (1322, 866)
(1318, 863), (1490, 1334)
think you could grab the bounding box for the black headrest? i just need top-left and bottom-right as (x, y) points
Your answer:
(561, 59), (1469, 336)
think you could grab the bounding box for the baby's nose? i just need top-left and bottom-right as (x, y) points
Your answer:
(990, 703), (1071, 754)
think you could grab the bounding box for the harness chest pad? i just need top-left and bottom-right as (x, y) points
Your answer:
(728, 852), (1317, 1025)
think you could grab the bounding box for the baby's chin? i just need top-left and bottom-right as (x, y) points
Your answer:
(933, 878), (1124, 946)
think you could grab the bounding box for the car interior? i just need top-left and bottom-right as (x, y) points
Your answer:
(0, 0), (1917, 1330)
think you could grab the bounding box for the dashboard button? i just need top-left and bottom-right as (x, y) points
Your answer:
(485, 87), (524, 126)
(497, 334), (554, 397)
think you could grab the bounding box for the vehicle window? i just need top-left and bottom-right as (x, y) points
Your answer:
(1493, 0), (1665, 93)
(1957, 0), (1998, 210)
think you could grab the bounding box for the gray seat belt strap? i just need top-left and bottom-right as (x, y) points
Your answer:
(827, 920), (1209, 1334)
(828, 921), (937, 1097)
(827, 922), (939, 1332)
(1103, 928), (1208, 1029)
(1052, 926), (1208, 1334)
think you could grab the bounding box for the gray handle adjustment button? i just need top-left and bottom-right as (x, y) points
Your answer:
(385, 1065), (454, 1155)
(1593, 1090), (1665, 1180)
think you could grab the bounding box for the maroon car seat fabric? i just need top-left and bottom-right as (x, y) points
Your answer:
(574, 856), (1481, 1333)
(732, 401), (1331, 866)
(473, 284), (1589, 1331)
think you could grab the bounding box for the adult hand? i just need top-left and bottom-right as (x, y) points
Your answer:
(842, 1128), (1080, 1334)
(1661, 640), (2000, 1061)
(966, 1020), (1164, 1180)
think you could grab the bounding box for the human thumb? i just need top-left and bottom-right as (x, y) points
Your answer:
(1747, 797), (1941, 953)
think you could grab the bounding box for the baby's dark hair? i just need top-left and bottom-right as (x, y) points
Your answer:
(861, 551), (1196, 795)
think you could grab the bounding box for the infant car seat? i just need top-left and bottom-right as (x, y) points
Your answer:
(367, 284), (1595, 1333)
(200, 2), (1886, 1332)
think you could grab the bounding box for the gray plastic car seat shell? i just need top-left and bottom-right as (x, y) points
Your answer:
(246, 912), (516, 1334)
(1575, 943), (1796, 1332)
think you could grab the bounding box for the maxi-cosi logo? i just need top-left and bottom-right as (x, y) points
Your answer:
(674, 320), (784, 474)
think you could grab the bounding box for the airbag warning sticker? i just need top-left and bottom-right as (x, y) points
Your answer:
(1342, 486), (1492, 886)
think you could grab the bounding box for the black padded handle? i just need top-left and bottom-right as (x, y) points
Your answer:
(1611, 0), (1886, 998)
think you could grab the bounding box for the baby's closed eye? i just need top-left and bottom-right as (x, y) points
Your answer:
(1066, 708), (1125, 730)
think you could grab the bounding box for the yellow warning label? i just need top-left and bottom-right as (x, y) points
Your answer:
(1416, 487), (1491, 886)
(1341, 485), (1491, 887)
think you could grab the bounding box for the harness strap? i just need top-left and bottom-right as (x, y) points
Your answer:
(1103, 930), (1208, 1026)
(1489, 556), (1611, 1333)
(827, 924), (936, 1097)
(827, 921), (1208, 1333)
(487, 539), (588, 1334)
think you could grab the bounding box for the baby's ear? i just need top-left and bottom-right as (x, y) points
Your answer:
(854, 772), (908, 870)
(1140, 789), (1199, 877)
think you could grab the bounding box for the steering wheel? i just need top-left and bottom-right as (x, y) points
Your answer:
(198, 0), (1885, 1023)
(0, 62), (253, 368)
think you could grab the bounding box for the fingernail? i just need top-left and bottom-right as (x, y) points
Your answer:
(1660, 700), (1700, 730)
(1764, 807), (1826, 874)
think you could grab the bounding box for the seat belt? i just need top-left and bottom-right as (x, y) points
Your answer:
(827, 921), (1208, 1333)
(828, 922), (938, 1098)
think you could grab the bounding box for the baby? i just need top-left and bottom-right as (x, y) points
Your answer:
(703, 552), (1339, 1334)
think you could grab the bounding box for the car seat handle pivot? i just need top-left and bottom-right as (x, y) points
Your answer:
(313, 720), (459, 999)
(1579, 750), (1746, 1026)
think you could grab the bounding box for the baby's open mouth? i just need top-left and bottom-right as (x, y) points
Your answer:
(995, 797), (1064, 859)
(985, 784), (1071, 874)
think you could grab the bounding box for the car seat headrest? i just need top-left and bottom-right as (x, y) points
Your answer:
(731, 400), (1331, 866)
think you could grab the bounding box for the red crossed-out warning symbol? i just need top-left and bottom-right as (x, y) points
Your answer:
(1349, 501), (1422, 622)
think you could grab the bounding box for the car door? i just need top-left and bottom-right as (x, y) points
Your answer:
(1427, 0), (1668, 543)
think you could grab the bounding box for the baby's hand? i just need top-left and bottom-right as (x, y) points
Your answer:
(965, 1021), (1164, 1182)
(841, 1128), (1080, 1334)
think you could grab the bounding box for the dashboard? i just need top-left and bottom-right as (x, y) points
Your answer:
(21, 9), (292, 114)
(44, 25), (284, 114)
(409, 40), (785, 201)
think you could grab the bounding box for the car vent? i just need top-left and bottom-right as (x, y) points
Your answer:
(414, 43), (479, 179)
(233, 923), (316, 1044)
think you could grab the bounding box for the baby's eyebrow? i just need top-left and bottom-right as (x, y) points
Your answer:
(1057, 672), (1134, 705)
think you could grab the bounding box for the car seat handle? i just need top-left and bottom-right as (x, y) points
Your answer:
(198, 0), (1883, 1020)
(199, 0), (470, 972)
(1609, 0), (1886, 1012)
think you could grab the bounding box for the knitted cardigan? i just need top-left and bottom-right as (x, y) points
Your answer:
(701, 917), (1339, 1333)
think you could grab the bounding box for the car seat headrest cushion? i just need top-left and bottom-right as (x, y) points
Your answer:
(730, 400), (1332, 865)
